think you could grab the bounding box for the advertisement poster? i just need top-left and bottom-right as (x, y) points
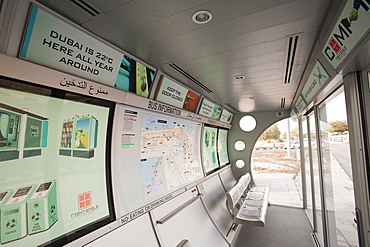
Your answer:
(301, 61), (330, 102)
(290, 109), (298, 121)
(115, 55), (155, 97)
(155, 76), (201, 112)
(217, 129), (230, 166)
(219, 109), (233, 124)
(0, 87), (111, 246)
(20, 5), (155, 97)
(113, 104), (203, 217)
(322, 0), (370, 69)
(294, 95), (307, 114)
(202, 126), (219, 173)
(198, 98), (222, 120)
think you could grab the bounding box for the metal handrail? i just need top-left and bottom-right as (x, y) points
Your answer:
(156, 195), (202, 224)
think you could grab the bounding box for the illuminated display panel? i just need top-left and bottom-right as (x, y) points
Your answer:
(20, 5), (156, 98)
(0, 79), (114, 247)
(154, 76), (201, 112)
(115, 55), (155, 97)
(113, 105), (203, 217)
(219, 109), (233, 124)
(202, 126), (220, 174)
(198, 98), (222, 120)
(217, 128), (230, 166)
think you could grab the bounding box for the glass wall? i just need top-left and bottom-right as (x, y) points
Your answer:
(301, 87), (359, 247)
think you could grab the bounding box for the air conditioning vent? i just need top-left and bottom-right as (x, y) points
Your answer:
(70, 0), (100, 16)
(224, 103), (240, 113)
(283, 33), (302, 84)
(280, 98), (286, 109)
(168, 63), (212, 93)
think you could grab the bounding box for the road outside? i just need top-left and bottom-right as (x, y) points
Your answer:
(330, 142), (352, 180)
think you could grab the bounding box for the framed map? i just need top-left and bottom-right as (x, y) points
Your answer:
(113, 104), (203, 217)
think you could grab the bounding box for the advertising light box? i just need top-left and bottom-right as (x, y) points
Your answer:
(217, 129), (230, 166)
(0, 83), (114, 246)
(20, 5), (155, 97)
(294, 95), (307, 114)
(198, 98), (222, 120)
(113, 104), (204, 217)
(115, 55), (156, 97)
(202, 126), (219, 174)
(301, 61), (330, 102)
(219, 109), (233, 124)
(155, 76), (201, 112)
(322, 0), (370, 69)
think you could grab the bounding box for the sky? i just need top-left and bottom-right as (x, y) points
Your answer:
(277, 91), (347, 136)
(324, 92), (347, 122)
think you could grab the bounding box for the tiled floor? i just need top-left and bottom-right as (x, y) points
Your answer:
(252, 153), (358, 246)
(253, 172), (303, 207)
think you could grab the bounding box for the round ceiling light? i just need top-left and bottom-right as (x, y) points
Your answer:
(192, 10), (212, 24)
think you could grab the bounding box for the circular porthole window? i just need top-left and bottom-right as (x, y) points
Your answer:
(239, 115), (257, 132)
(234, 140), (246, 151)
(235, 159), (245, 168)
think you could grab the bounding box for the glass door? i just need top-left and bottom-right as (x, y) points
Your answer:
(302, 112), (324, 245)
(318, 88), (358, 247)
(309, 113), (325, 245)
(302, 118), (314, 226)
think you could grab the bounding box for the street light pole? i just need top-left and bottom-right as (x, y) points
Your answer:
(287, 118), (292, 158)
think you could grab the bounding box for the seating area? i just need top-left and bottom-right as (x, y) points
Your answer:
(226, 173), (270, 227)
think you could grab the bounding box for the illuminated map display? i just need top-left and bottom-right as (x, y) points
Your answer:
(114, 104), (204, 217)
(140, 114), (203, 200)
(202, 126), (219, 173)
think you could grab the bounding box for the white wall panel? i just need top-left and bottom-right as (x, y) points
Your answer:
(218, 166), (237, 192)
(151, 190), (228, 247)
(200, 174), (236, 243)
(86, 213), (159, 247)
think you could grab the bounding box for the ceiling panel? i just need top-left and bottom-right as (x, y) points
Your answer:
(88, 0), (133, 13)
(36, 0), (335, 113)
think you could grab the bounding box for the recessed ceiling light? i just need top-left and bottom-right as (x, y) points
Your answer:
(235, 75), (245, 80)
(192, 10), (212, 24)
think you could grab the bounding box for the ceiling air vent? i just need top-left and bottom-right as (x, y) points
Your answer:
(169, 63), (212, 93)
(283, 33), (302, 84)
(224, 103), (240, 113)
(70, 0), (100, 16)
(280, 98), (286, 109)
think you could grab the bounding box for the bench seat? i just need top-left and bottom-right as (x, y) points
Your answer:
(226, 173), (269, 227)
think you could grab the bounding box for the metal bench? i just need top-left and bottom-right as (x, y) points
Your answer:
(226, 173), (269, 227)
